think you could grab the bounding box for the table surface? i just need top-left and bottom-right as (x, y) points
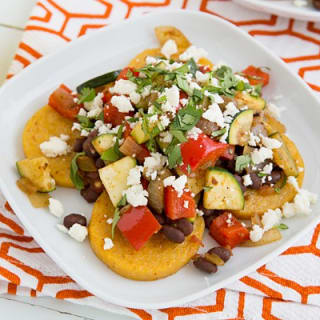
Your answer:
(0, 1), (132, 319)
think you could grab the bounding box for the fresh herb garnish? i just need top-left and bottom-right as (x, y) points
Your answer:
(274, 176), (287, 193)
(101, 125), (124, 162)
(258, 172), (268, 177)
(170, 129), (187, 143)
(78, 87), (96, 104)
(235, 154), (251, 172)
(187, 58), (198, 76)
(176, 74), (193, 96)
(111, 195), (127, 239)
(70, 152), (85, 190)
(187, 164), (192, 175)
(212, 128), (226, 137)
(203, 186), (213, 192)
(166, 142), (182, 169)
(77, 115), (94, 129)
(277, 223), (288, 230)
(213, 65), (240, 97)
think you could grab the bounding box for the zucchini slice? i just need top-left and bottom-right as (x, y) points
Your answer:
(131, 122), (150, 144)
(269, 132), (298, 177)
(203, 167), (244, 210)
(235, 92), (266, 111)
(16, 157), (56, 192)
(76, 70), (121, 93)
(92, 134), (115, 155)
(98, 156), (136, 207)
(227, 109), (254, 146)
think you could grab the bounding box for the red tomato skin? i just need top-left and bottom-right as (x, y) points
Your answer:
(117, 206), (161, 250)
(180, 133), (229, 174)
(123, 122), (132, 139)
(242, 65), (270, 87)
(209, 212), (249, 248)
(103, 105), (128, 126)
(48, 86), (80, 120)
(164, 186), (196, 220)
(135, 144), (150, 164)
(199, 65), (211, 73)
(221, 145), (235, 160)
(117, 67), (139, 80)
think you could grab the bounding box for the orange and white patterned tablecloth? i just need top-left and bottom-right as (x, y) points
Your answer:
(1, 1), (320, 319)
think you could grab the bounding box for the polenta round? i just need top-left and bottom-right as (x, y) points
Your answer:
(89, 192), (205, 281)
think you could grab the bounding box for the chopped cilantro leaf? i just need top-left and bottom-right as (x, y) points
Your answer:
(235, 154), (251, 172)
(78, 87), (96, 104)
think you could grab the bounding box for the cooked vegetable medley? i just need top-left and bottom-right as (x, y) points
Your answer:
(17, 26), (318, 279)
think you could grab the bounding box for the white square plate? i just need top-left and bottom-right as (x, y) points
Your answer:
(0, 10), (319, 309)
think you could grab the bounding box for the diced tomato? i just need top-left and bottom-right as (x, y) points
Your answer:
(141, 177), (149, 190)
(104, 105), (128, 126)
(199, 65), (211, 73)
(136, 143), (151, 163)
(123, 122), (132, 139)
(48, 86), (80, 120)
(117, 67), (139, 81)
(242, 65), (270, 87)
(180, 133), (229, 174)
(119, 136), (150, 163)
(178, 91), (189, 110)
(164, 186), (196, 220)
(221, 145), (235, 160)
(117, 206), (161, 250)
(59, 83), (72, 94)
(209, 212), (249, 248)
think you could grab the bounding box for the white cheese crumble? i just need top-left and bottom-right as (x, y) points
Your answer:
(163, 175), (187, 197)
(187, 127), (202, 140)
(84, 92), (104, 111)
(288, 176), (299, 191)
(68, 223), (88, 242)
(78, 108), (87, 116)
(56, 224), (68, 234)
(123, 184), (148, 207)
(129, 91), (141, 105)
(160, 39), (178, 59)
(179, 45), (208, 62)
(72, 122), (81, 132)
(103, 237), (114, 250)
(110, 95), (134, 113)
(48, 198), (64, 218)
(248, 132), (260, 147)
(195, 71), (210, 83)
(81, 129), (90, 137)
(180, 98), (188, 106)
(184, 201), (189, 208)
(243, 174), (253, 187)
(127, 166), (143, 186)
(251, 147), (273, 164)
(261, 136), (282, 149)
(196, 209), (204, 216)
(141, 85), (151, 98)
(224, 102), (239, 118)
(160, 115), (170, 129)
(110, 79), (137, 95)
(40, 135), (71, 158)
(159, 131), (173, 144)
(262, 208), (282, 231)
(106, 218), (113, 224)
(202, 103), (225, 127)
(250, 224), (264, 242)
(143, 152), (167, 180)
(262, 163), (273, 175)
(161, 85), (180, 113)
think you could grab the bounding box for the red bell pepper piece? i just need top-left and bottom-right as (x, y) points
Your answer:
(117, 67), (139, 81)
(119, 136), (150, 164)
(242, 65), (270, 87)
(164, 186), (196, 220)
(180, 133), (229, 174)
(221, 145), (235, 160)
(48, 85), (80, 120)
(123, 122), (132, 139)
(209, 212), (249, 248)
(117, 206), (161, 250)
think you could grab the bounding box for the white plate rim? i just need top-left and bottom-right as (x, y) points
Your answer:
(0, 9), (319, 309)
(233, 0), (320, 21)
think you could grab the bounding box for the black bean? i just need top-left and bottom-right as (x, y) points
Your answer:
(208, 247), (231, 263)
(193, 257), (217, 274)
(153, 213), (165, 225)
(198, 203), (217, 217)
(234, 174), (246, 193)
(90, 180), (104, 194)
(80, 186), (100, 203)
(204, 215), (215, 229)
(88, 129), (98, 140)
(95, 158), (105, 169)
(162, 225), (185, 243)
(249, 172), (262, 189)
(73, 137), (86, 152)
(269, 170), (282, 185)
(83, 138), (98, 158)
(63, 213), (87, 229)
(85, 171), (100, 180)
(225, 159), (236, 173)
(176, 218), (193, 236)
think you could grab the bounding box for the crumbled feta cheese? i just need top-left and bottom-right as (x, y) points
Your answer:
(250, 225), (264, 242)
(103, 237), (114, 250)
(149, 114), (158, 124)
(187, 127), (202, 140)
(262, 208), (282, 231)
(40, 135), (71, 158)
(243, 174), (253, 187)
(288, 176), (299, 192)
(196, 209), (204, 216)
(87, 106), (102, 119)
(110, 79), (137, 95)
(267, 102), (286, 119)
(68, 223), (88, 242)
(248, 132), (260, 147)
(184, 201), (189, 208)
(298, 167), (304, 172)
(48, 198), (64, 218)
(180, 98), (188, 106)
(159, 131), (173, 144)
(110, 95), (134, 113)
(106, 218), (113, 224)
(161, 39), (178, 59)
(262, 163), (273, 175)
(73, 97), (79, 103)
(251, 147), (273, 164)
(195, 71), (210, 83)
(163, 175), (187, 197)
(294, 189), (318, 215)
(179, 45), (208, 62)
(219, 123), (230, 144)
(203, 91), (224, 104)
(235, 74), (249, 83)
(202, 103), (225, 127)
(78, 108), (87, 116)
(129, 91), (141, 104)
(127, 166), (143, 186)
(224, 102), (239, 118)
(145, 56), (158, 65)
(160, 115), (170, 129)
(226, 213), (233, 226)
(81, 129), (90, 137)
(84, 92), (103, 111)
(161, 85), (180, 113)
(282, 202), (296, 218)
(56, 224), (68, 234)
(189, 81), (201, 90)
(94, 120), (104, 129)
(143, 152), (167, 180)
(123, 184), (148, 207)
(72, 122), (81, 132)
(141, 85), (151, 98)
(261, 136), (282, 149)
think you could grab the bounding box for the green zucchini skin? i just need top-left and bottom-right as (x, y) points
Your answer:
(76, 70), (121, 93)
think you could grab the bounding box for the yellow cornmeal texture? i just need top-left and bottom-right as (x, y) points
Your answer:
(89, 192), (205, 281)
(232, 135), (304, 219)
(22, 105), (79, 188)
